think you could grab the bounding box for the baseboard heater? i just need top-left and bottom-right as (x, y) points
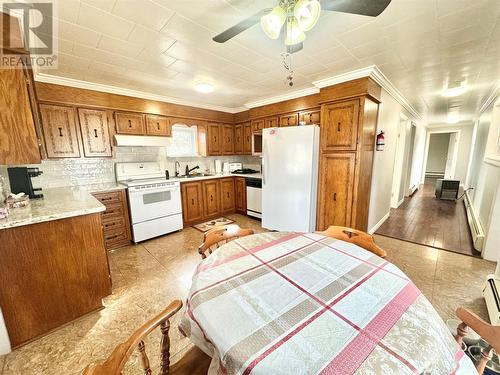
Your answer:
(464, 191), (485, 252)
(483, 275), (500, 325)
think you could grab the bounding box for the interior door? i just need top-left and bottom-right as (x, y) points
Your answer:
(78, 108), (112, 157)
(220, 178), (235, 213)
(317, 153), (356, 230)
(203, 180), (220, 217)
(445, 132), (458, 179)
(40, 104), (81, 158)
(181, 182), (204, 224)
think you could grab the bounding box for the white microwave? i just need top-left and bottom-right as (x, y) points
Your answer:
(252, 132), (262, 156)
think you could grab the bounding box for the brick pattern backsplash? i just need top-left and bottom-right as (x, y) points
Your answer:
(0, 147), (260, 191)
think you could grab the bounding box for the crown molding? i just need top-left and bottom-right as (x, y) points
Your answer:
(243, 87), (320, 109)
(478, 81), (500, 116)
(34, 73), (242, 114)
(312, 66), (376, 88)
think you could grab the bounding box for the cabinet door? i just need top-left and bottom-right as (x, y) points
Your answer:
(115, 112), (145, 135)
(220, 178), (235, 213)
(279, 113), (299, 127)
(181, 182), (204, 224)
(223, 125), (234, 155)
(40, 104), (81, 158)
(321, 99), (359, 151)
(207, 123), (222, 155)
(244, 123), (252, 154)
(234, 125), (243, 154)
(146, 115), (171, 136)
(78, 108), (112, 157)
(299, 110), (320, 125)
(235, 177), (246, 213)
(0, 63), (41, 164)
(203, 180), (220, 217)
(317, 153), (356, 231)
(264, 117), (278, 128)
(252, 119), (264, 133)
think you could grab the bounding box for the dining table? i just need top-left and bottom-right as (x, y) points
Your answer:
(180, 231), (477, 374)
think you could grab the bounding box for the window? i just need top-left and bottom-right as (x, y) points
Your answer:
(167, 124), (198, 157)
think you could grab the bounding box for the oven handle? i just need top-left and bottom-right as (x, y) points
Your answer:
(128, 186), (179, 195)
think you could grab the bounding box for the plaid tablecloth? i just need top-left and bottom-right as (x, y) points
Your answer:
(180, 232), (476, 375)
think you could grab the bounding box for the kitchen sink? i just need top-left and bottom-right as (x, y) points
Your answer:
(176, 173), (215, 178)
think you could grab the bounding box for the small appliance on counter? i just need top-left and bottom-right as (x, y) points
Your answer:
(7, 167), (43, 199)
(214, 159), (222, 174)
(228, 162), (242, 173)
(222, 162), (230, 174)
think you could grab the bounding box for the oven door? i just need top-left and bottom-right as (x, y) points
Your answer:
(128, 185), (182, 224)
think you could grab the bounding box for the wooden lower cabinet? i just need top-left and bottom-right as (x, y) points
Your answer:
(203, 179), (220, 217)
(0, 213), (112, 347)
(235, 177), (246, 214)
(317, 153), (356, 230)
(92, 189), (132, 250)
(181, 181), (205, 225)
(220, 178), (235, 213)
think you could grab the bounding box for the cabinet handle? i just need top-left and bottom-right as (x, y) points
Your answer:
(191, 198), (194, 205)
(128, 119), (132, 128)
(337, 122), (341, 132)
(157, 122), (160, 130)
(58, 127), (63, 137)
(333, 192), (337, 201)
(93, 128), (98, 138)
(210, 195), (213, 202)
(227, 192), (229, 198)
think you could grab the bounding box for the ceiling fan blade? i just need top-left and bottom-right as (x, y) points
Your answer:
(287, 43), (303, 54)
(213, 8), (271, 43)
(321, 0), (392, 17)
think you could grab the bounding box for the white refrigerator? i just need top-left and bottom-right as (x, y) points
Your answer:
(262, 125), (320, 232)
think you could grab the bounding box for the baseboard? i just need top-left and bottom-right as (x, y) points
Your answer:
(368, 212), (390, 235)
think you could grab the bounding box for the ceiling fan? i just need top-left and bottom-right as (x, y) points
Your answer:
(213, 0), (392, 53)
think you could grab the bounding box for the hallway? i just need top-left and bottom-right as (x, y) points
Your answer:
(376, 179), (479, 257)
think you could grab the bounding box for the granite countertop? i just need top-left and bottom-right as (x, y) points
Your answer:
(167, 172), (262, 183)
(78, 182), (126, 193)
(0, 187), (106, 230)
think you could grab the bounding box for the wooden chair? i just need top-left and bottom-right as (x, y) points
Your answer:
(318, 226), (387, 258)
(82, 300), (211, 375)
(198, 224), (254, 259)
(454, 307), (500, 374)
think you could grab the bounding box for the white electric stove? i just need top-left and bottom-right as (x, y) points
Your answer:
(116, 162), (183, 242)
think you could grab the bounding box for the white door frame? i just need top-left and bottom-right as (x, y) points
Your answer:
(421, 129), (461, 183)
(390, 114), (408, 208)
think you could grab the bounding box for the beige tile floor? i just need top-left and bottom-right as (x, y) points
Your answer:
(0, 214), (495, 375)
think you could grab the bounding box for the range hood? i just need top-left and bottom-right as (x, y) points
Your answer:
(114, 135), (170, 147)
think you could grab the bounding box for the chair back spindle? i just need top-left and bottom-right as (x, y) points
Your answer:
(198, 225), (254, 259)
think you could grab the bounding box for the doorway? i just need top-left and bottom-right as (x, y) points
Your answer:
(422, 130), (460, 182)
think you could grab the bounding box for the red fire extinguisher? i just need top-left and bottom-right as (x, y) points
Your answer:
(376, 131), (385, 151)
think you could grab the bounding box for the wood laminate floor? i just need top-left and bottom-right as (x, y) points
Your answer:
(376, 179), (480, 257)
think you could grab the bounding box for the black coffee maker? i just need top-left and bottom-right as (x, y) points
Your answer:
(7, 167), (44, 199)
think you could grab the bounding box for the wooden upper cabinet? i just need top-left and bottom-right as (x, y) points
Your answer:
(321, 99), (359, 151)
(0, 65), (41, 164)
(299, 110), (320, 125)
(234, 124), (243, 154)
(202, 180), (220, 217)
(39, 104), (80, 158)
(223, 125), (234, 155)
(181, 181), (204, 225)
(264, 116), (278, 128)
(115, 112), (145, 135)
(220, 178), (235, 213)
(146, 115), (171, 136)
(279, 113), (299, 127)
(235, 177), (246, 213)
(207, 123), (222, 155)
(77, 108), (112, 157)
(243, 123), (252, 154)
(251, 119), (264, 133)
(317, 153), (356, 231)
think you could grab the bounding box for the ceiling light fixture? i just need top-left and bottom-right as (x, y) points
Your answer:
(194, 83), (214, 94)
(260, 5), (287, 39)
(442, 86), (467, 98)
(294, 0), (321, 31)
(447, 112), (460, 124)
(285, 16), (306, 45)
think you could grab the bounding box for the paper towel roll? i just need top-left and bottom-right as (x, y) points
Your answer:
(0, 308), (11, 355)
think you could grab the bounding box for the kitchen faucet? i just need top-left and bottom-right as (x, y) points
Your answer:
(174, 161), (181, 177)
(185, 165), (200, 176)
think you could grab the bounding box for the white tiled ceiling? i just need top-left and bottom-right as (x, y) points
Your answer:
(34, 0), (500, 123)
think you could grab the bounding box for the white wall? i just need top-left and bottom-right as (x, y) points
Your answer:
(423, 123), (474, 184)
(367, 89), (423, 232)
(426, 133), (450, 174)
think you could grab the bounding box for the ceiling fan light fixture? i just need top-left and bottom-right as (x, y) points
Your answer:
(285, 17), (306, 46)
(194, 83), (214, 94)
(260, 6), (286, 39)
(294, 0), (321, 31)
